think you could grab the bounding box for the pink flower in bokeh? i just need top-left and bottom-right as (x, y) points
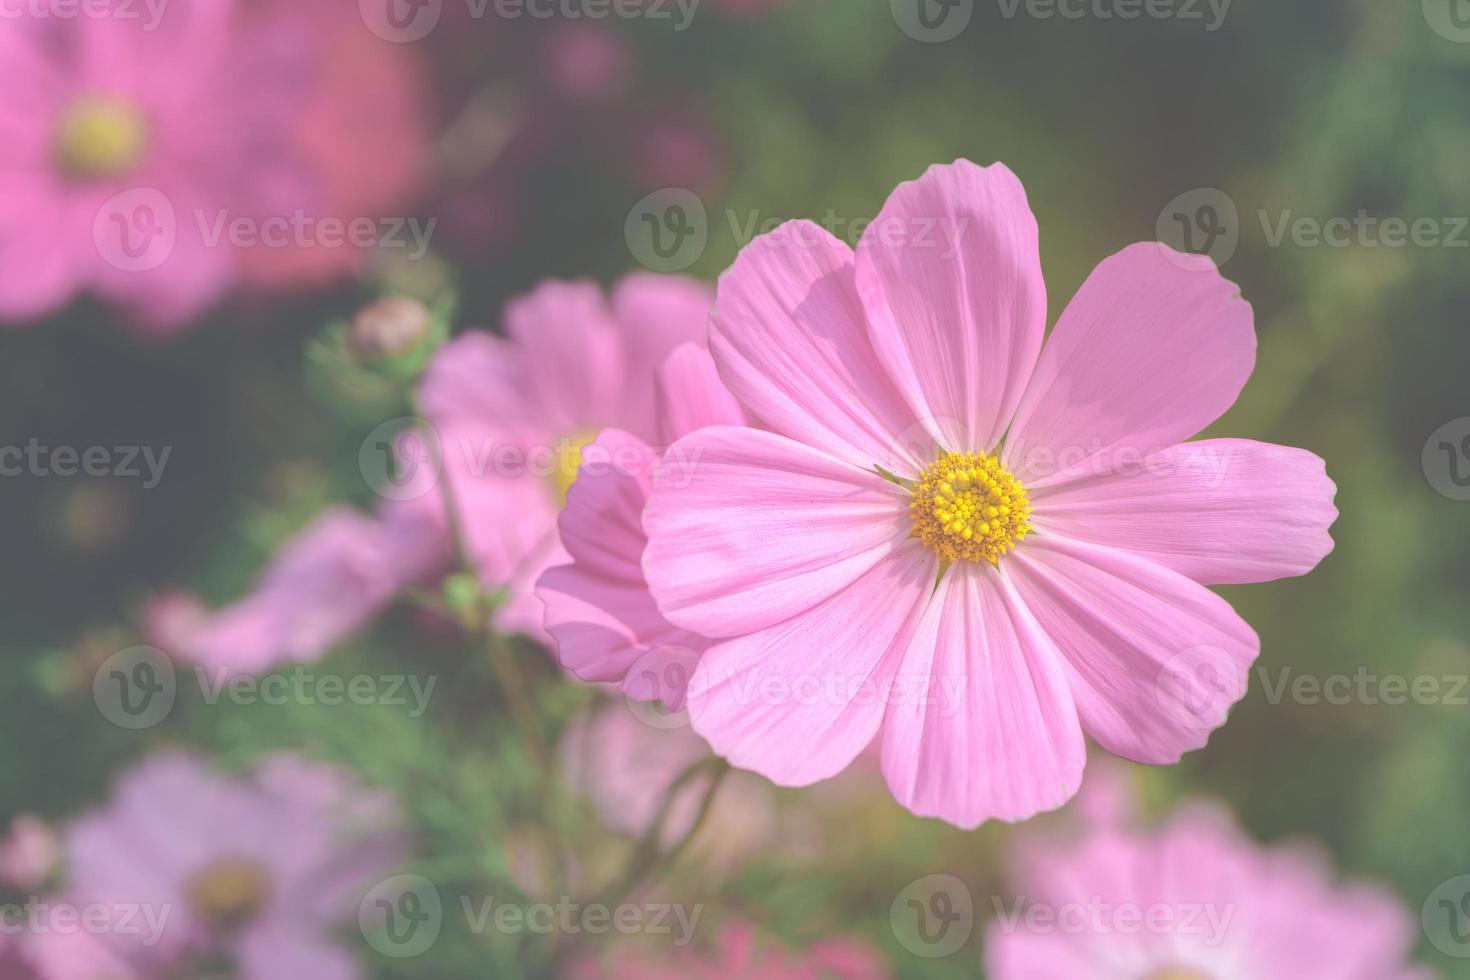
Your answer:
(642, 159), (1339, 829)
(234, 0), (434, 291)
(138, 589), (209, 655)
(0, 816), (59, 891)
(0, 4), (314, 332)
(623, 103), (726, 196)
(563, 919), (888, 980)
(184, 273), (712, 673)
(186, 503), (442, 677)
(987, 775), (1431, 979)
(25, 751), (403, 980)
(560, 702), (775, 872)
(537, 342), (747, 694)
(538, 22), (635, 106)
(416, 274), (715, 641)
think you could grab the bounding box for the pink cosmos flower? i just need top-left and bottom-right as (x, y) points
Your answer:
(537, 342), (747, 692)
(562, 919), (888, 980)
(0, 3), (315, 332)
(185, 503), (442, 677)
(417, 274), (715, 640)
(641, 160), (1339, 829)
(25, 751), (403, 980)
(185, 274), (713, 670)
(986, 778), (1430, 979)
(234, 0), (433, 291)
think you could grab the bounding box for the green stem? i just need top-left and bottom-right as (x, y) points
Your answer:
(598, 757), (730, 907)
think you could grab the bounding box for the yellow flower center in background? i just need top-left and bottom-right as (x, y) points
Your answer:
(552, 431), (597, 504)
(1142, 969), (1214, 980)
(186, 857), (271, 929)
(909, 450), (1031, 563)
(55, 96), (148, 178)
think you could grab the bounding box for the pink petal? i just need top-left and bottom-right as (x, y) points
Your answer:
(709, 220), (922, 473)
(1031, 438), (1338, 585)
(419, 332), (537, 437)
(643, 426), (912, 638)
(611, 271), (714, 370)
(686, 542), (935, 786)
(856, 160), (1047, 454)
(440, 424), (562, 586)
(1005, 536), (1258, 764)
(655, 342), (748, 444)
(185, 509), (398, 674)
(1004, 243), (1256, 489)
(985, 929), (1100, 980)
(611, 273), (717, 441)
(504, 280), (627, 438)
(537, 430), (701, 685)
(0, 184), (85, 322)
(881, 563), (1085, 827)
(492, 528), (569, 645)
(236, 926), (357, 980)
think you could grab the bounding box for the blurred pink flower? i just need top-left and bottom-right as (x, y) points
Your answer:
(537, 343), (747, 693)
(183, 273), (711, 669)
(563, 919), (888, 979)
(559, 702), (774, 868)
(0, 4), (316, 333)
(0, 816), (59, 891)
(138, 589), (209, 655)
(185, 503), (443, 677)
(641, 159), (1339, 829)
(623, 104), (726, 196)
(235, 0), (434, 291)
(416, 273), (714, 641)
(25, 751), (403, 980)
(537, 22), (635, 106)
(987, 786), (1431, 979)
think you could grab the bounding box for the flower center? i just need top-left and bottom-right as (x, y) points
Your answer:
(186, 857), (271, 930)
(552, 431), (597, 504)
(55, 96), (148, 178)
(909, 450), (1031, 563)
(1143, 970), (1213, 980)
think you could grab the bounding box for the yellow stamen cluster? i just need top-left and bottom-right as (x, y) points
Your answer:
(909, 450), (1031, 564)
(186, 858), (271, 930)
(552, 431), (597, 504)
(55, 96), (148, 178)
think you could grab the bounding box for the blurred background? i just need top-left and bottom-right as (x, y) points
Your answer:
(2, 0), (1468, 976)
